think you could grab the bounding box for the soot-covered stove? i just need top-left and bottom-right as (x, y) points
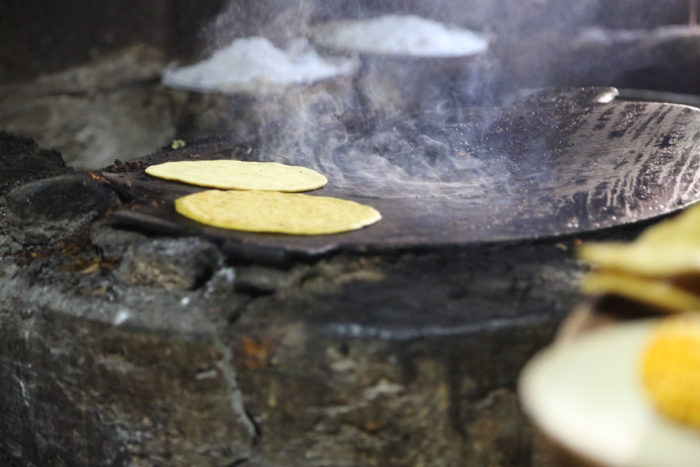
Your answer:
(2, 87), (700, 466)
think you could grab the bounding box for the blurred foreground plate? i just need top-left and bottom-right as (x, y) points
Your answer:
(519, 321), (700, 467)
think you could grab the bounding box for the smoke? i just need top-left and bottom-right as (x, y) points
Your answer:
(171, 2), (512, 204)
(174, 0), (692, 213)
(202, 0), (315, 52)
(191, 0), (612, 120)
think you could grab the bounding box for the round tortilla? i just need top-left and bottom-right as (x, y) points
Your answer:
(577, 203), (700, 276)
(145, 160), (327, 192)
(175, 190), (381, 235)
(580, 270), (700, 312)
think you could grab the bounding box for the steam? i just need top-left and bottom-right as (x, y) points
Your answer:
(166, 0), (653, 208)
(162, 37), (355, 95)
(307, 15), (488, 57)
(162, 3), (515, 202)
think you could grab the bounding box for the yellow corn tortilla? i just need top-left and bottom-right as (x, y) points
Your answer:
(578, 204), (700, 276)
(578, 243), (700, 277)
(175, 190), (381, 235)
(145, 160), (327, 192)
(638, 203), (700, 245)
(580, 270), (700, 312)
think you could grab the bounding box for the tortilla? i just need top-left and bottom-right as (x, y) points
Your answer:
(580, 270), (700, 312)
(145, 160), (327, 192)
(578, 204), (700, 276)
(175, 189), (381, 235)
(578, 242), (700, 277)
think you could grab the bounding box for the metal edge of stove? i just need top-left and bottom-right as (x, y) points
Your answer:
(105, 86), (700, 260)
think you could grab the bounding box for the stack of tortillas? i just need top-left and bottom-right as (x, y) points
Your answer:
(578, 203), (700, 312)
(145, 159), (381, 235)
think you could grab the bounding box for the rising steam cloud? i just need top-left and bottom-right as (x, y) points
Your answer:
(165, 0), (691, 208)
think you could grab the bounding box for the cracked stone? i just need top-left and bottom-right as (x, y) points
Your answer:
(115, 237), (222, 290)
(5, 172), (120, 245)
(234, 265), (310, 295)
(90, 220), (149, 260)
(0, 131), (71, 196)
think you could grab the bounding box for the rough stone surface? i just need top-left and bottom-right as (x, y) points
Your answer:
(5, 173), (121, 245)
(115, 237), (222, 290)
(0, 170), (655, 467)
(0, 200), (21, 257)
(0, 46), (176, 169)
(234, 265), (311, 295)
(0, 131), (70, 196)
(90, 221), (150, 260)
(0, 209), (616, 465)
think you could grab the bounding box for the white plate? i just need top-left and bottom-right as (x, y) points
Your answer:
(519, 320), (700, 467)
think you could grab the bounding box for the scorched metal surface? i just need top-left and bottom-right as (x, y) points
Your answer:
(105, 87), (700, 256)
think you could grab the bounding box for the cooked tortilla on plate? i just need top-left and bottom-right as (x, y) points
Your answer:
(175, 190), (381, 235)
(578, 204), (700, 276)
(580, 270), (700, 312)
(145, 160), (327, 192)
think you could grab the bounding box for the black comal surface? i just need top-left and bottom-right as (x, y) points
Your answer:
(106, 87), (700, 257)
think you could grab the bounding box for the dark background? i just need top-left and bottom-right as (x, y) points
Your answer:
(0, 0), (693, 83)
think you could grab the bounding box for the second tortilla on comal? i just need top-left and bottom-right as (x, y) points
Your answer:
(145, 160), (327, 192)
(175, 190), (381, 235)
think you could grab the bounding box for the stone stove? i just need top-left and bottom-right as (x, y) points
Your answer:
(3, 82), (700, 465)
(4, 1), (700, 465)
